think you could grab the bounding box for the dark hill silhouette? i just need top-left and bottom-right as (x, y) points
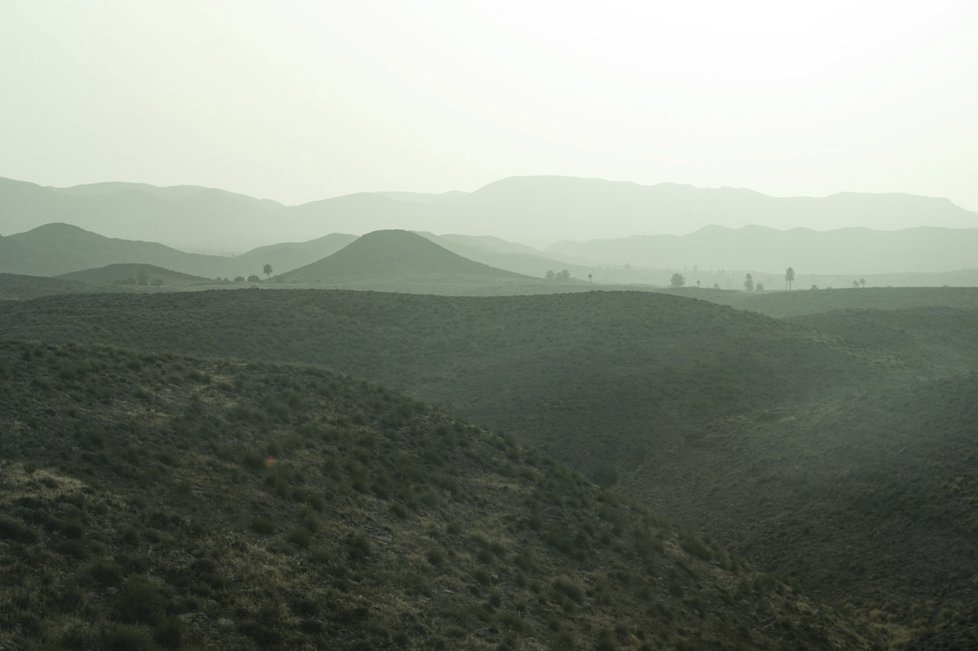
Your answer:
(277, 229), (542, 289)
(0, 339), (874, 650)
(59, 263), (212, 286)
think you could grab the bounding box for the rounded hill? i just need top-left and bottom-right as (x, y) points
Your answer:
(277, 229), (538, 287)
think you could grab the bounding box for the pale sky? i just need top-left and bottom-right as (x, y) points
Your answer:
(1, 0), (976, 211)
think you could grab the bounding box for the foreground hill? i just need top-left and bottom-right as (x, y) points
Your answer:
(666, 286), (978, 318)
(0, 273), (132, 300)
(3, 175), (976, 251)
(276, 230), (547, 292)
(0, 340), (873, 650)
(622, 371), (978, 649)
(59, 263), (212, 287)
(5, 289), (978, 648)
(0, 290), (880, 477)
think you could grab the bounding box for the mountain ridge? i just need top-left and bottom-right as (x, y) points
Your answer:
(3, 174), (975, 251)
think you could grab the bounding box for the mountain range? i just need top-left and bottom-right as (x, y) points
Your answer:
(3, 175), (976, 252)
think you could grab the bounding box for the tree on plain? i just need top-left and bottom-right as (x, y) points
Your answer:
(785, 267), (795, 291)
(670, 273), (685, 288)
(744, 273), (754, 292)
(263, 263), (273, 279)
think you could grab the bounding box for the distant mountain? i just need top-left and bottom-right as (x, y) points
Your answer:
(0, 176), (281, 252)
(0, 223), (358, 280)
(59, 263), (212, 286)
(550, 224), (978, 275)
(0, 223), (231, 277)
(277, 229), (541, 290)
(3, 175), (976, 251)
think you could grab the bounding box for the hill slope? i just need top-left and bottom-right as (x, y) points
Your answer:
(59, 263), (212, 287)
(0, 290), (886, 475)
(665, 286), (978, 318)
(277, 230), (544, 291)
(0, 223), (232, 278)
(622, 371), (978, 649)
(0, 339), (873, 650)
(0, 273), (132, 300)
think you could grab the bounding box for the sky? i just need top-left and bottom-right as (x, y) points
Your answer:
(1, 1), (977, 211)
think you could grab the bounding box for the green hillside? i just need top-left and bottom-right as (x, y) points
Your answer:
(665, 286), (978, 318)
(0, 340), (873, 650)
(622, 372), (978, 649)
(0, 290), (880, 475)
(59, 263), (213, 287)
(276, 230), (547, 290)
(0, 273), (131, 300)
(4, 289), (976, 647)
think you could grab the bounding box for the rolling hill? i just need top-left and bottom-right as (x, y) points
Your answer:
(229, 233), (358, 278)
(0, 339), (874, 650)
(665, 286), (978, 318)
(0, 290), (894, 475)
(0, 223), (231, 278)
(276, 229), (548, 292)
(3, 288), (976, 647)
(0, 273), (131, 300)
(59, 263), (212, 287)
(622, 371), (978, 648)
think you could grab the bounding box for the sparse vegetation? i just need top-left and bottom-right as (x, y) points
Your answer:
(0, 340), (873, 649)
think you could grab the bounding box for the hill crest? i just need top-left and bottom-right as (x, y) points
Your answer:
(278, 229), (537, 285)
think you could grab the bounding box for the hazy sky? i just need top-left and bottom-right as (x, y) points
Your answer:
(2, 1), (976, 210)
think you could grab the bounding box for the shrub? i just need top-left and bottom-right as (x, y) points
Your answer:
(0, 516), (38, 544)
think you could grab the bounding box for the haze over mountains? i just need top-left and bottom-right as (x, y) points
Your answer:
(3, 175), (976, 252)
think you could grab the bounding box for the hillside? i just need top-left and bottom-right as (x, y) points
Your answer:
(4, 175), (976, 252)
(0, 223), (231, 278)
(622, 372), (978, 649)
(549, 225), (978, 275)
(0, 273), (131, 300)
(230, 233), (357, 278)
(59, 263), (212, 287)
(0, 290), (889, 476)
(418, 232), (601, 281)
(4, 289), (977, 648)
(0, 339), (874, 650)
(276, 230), (545, 291)
(665, 286), (978, 318)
